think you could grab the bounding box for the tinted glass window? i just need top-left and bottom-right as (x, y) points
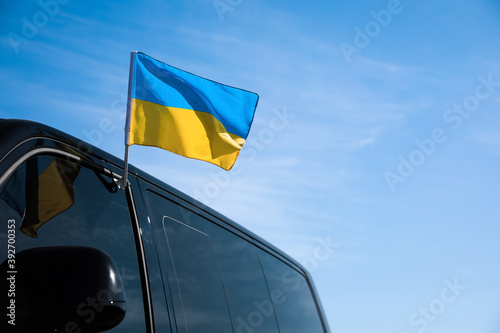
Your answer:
(259, 250), (325, 333)
(162, 216), (233, 333)
(145, 191), (280, 333)
(206, 224), (280, 333)
(0, 155), (146, 332)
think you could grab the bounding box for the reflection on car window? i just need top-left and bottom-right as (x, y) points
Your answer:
(1, 157), (81, 238)
(0, 154), (146, 332)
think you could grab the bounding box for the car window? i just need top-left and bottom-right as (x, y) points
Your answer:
(144, 190), (281, 333)
(162, 216), (233, 333)
(0, 154), (146, 332)
(259, 250), (325, 333)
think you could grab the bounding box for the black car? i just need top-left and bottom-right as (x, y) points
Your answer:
(0, 119), (330, 333)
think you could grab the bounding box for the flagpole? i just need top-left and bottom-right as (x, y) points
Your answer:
(119, 51), (137, 189)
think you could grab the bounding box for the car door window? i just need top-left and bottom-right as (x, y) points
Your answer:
(0, 154), (147, 332)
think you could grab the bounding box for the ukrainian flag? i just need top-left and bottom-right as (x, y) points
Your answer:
(126, 52), (259, 170)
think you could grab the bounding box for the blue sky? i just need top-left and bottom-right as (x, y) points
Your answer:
(2, 0), (500, 332)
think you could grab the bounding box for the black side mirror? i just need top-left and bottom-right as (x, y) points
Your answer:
(1, 246), (127, 332)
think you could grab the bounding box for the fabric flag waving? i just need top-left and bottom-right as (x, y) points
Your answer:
(125, 52), (259, 170)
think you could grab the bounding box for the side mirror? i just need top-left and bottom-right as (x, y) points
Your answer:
(1, 246), (127, 332)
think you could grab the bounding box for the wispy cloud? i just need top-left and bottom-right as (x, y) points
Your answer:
(470, 130), (500, 154)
